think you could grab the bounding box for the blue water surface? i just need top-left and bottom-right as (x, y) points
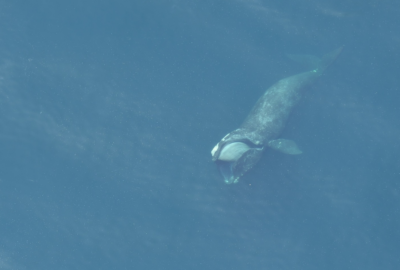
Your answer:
(0, 0), (399, 269)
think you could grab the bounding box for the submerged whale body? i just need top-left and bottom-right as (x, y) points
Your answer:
(211, 47), (343, 184)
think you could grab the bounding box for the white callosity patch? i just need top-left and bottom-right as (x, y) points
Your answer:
(211, 132), (232, 157)
(218, 142), (250, 161)
(211, 143), (219, 157)
(221, 133), (231, 140)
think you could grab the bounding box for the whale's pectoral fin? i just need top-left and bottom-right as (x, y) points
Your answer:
(267, 139), (302, 155)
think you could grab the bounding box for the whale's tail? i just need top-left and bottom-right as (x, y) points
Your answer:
(315, 46), (343, 73)
(287, 46), (343, 74)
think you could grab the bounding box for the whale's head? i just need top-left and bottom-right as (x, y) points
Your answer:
(211, 132), (264, 184)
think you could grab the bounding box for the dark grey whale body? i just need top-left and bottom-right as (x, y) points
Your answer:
(211, 47), (343, 184)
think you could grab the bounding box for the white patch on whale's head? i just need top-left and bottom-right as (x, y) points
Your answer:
(211, 143), (219, 157)
(221, 133), (231, 141)
(211, 133), (231, 158)
(218, 142), (250, 161)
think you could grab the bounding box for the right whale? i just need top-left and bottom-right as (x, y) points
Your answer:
(211, 47), (343, 184)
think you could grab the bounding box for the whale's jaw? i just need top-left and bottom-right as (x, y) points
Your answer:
(212, 141), (250, 184)
(212, 140), (264, 184)
(216, 160), (237, 184)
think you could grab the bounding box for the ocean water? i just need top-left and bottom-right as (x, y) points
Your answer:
(0, 0), (399, 269)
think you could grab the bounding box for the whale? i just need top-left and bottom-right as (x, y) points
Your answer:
(211, 47), (343, 184)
